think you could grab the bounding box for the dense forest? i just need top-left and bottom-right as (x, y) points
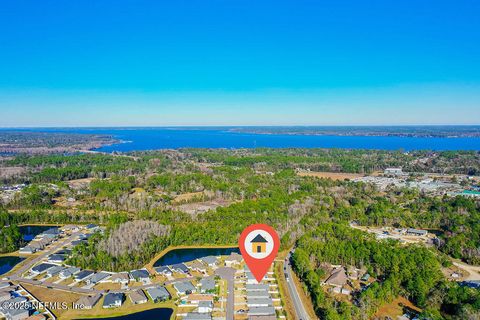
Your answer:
(292, 223), (480, 319)
(1, 149), (479, 319)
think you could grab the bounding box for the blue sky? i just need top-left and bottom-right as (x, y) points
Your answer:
(1, 0), (479, 126)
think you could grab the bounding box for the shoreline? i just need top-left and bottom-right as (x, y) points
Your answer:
(145, 244), (238, 273)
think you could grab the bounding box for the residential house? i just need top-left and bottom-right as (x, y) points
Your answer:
(1, 297), (29, 320)
(154, 266), (172, 276)
(248, 316), (276, 320)
(46, 266), (65, 277)
(245, 271), (263, 284)
(74, 270), (94, 282)
(31, 263), (56, 275)
(74, 294), (101, 309)
(0, 291), (11, 302)
(199, 277), (215, 293)
(38, 227), (60, 239)
(198, 256), (217, 267)
(146, 286), (171, 302)
(247, 298), (273, 307)
(102, 292), (124, 308)
(185, 294), (214, 304)
(247, 306), (276, 316)
(224, 253), (242, 267)
(19, 246), (34, 254)
(189, 261), (207, 274)
(59, 267), (80, 279)
(129, 289), (148, 304)
(406, 228), (428, 236)
(0, 282), (11, 290)
(86, 272), (110, 285)
(129, 269), (150, 284)
(324, 267), (347, 287)
(384, 167), (403, 175)
(171, 263), (189, 274)
(184, 312), (212, 320)
(361, 273), (371, 282)
(47, 254), (65, 264)
(174, 281), (196, 295)
(198, 301), (213, 313)
(247, 290), (270, 299)
(110, 272), (129, 284)
(246, 284), (270, 291)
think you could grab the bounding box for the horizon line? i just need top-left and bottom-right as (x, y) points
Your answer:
(1, 124), (480, 129)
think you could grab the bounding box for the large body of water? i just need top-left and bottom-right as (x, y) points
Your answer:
(8, 128), (480, 151)
(153, 247), (239, 267)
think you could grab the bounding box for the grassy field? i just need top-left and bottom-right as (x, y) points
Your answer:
(375, 296), (422, 319)
(22, 283), (82, 318)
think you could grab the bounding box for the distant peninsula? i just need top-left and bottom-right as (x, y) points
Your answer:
(227, 125), (480, 138)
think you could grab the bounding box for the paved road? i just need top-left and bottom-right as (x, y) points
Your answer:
(215, 267), (236, 320)
(285, 251), (310, 320)
(10, 230), (83, 280)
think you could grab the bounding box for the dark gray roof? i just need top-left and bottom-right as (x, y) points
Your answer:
(47, 266), (65, 276)
(75, 270), (94, 280)
(103, 292), (124, 307)
(247, 298), (273, 306)
(246, 284), (270, 291)
(184, 312), (212, 320)
(247, 290), (270, 298)
(247, 306), (276, 316)
(200, 277), (215, 291)
(174, 281), (195, 293)
(43, 227), (60, 235)
(146, 286), (170, 301)
(130, 269), (150, 279)
(48, 254), (65, 262)
(199, 256), (217, 265)
(154, 266), (172, 274)
(31, 263), (56, 273)
(88, 272), (110, 283)
(171, 263), (189, 273)
(407, 228), (427, 235)
(76, 294), (102, 308)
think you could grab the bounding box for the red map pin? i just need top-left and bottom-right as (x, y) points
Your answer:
(239, 224), (280, 283)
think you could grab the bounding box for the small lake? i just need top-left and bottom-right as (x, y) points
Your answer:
(19, 225), (59, 241)
(153, 247), (239, 267)
(77, 308), (173, 320)
(0, 256), (24, 275)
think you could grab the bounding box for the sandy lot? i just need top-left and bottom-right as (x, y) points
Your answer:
(297, 170), (363, 181)
(375, 296), (422, 318)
